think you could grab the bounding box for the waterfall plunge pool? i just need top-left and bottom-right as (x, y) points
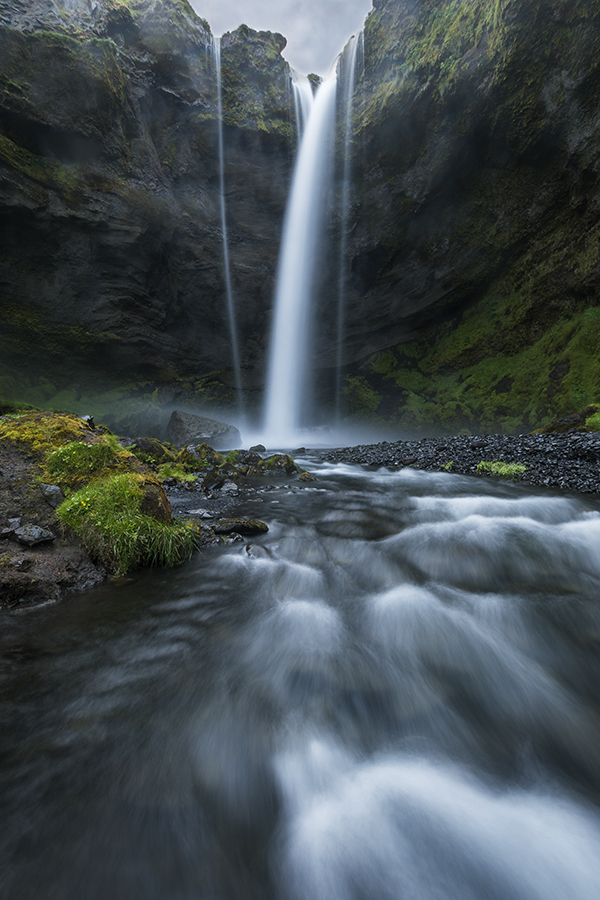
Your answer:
(2, 460), (600, 899)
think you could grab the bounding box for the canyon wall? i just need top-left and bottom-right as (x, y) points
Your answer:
(331, 0), (600, 433)
(2, 0), (600, 435)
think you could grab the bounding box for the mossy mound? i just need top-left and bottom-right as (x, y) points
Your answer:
(0, 411), (93, 453)
(57, 473), (198, 576)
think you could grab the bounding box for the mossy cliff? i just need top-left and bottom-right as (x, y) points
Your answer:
(0, 0), (295, 425)
(328, 0), (600, 433)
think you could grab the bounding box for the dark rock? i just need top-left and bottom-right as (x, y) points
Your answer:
(81, 415), (95, 429)
(249, 444), (266, 453)
(40, 483), (64, 509)
(139, 481), (172, 524)
(213, 518), (269, 536)
(402, 457), (418, 466)
(14, 525), (55, 547)
(166, 412), (242, 450)
(293, 448), (307, 455)
(298, 471), (318, 482)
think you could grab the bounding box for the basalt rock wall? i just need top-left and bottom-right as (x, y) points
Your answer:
(329, 0), (600, 433)
(0, 0), (294, 422)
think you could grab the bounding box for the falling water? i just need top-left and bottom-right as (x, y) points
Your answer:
(292, 70), (314, 139)
(263, 76), (337, 446)
(213, 37), (244, 415)
(335, 33), (363, 422)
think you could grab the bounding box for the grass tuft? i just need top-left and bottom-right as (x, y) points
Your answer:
(46, 437), (118, 482)
(476, 460), (527, 477)
(57, 473), (198, 575)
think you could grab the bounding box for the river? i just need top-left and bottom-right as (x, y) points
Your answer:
(2, 459), (600, 899)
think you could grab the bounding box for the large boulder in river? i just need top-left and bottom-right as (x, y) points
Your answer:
(166, 411), (242, 450)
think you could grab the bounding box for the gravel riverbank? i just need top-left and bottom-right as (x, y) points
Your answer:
(317, 431), (600, 494)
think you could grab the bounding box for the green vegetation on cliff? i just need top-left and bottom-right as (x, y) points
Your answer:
(338, 0), (600, 434)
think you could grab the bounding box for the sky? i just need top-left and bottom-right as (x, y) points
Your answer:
(190, 0), (373, 75)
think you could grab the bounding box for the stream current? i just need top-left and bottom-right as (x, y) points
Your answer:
(2, 460), (600, 899)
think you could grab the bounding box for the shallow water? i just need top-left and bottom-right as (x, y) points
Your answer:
(2, 461), (600, 899)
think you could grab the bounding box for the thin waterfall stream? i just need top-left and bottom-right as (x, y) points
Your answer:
(335, 33), (363, 422)
(213, 37), (244, 417)
(2, 461), (600, 898)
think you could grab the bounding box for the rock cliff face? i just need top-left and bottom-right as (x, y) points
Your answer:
(331, 0), (600, 433)
(0, 0), (294, 429)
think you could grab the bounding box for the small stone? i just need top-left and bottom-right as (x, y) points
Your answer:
(8, 518), (21, 528)
(187, 509), (215, 519)
(14, 525), (55, 547)
(220, 482), (239, 494)
(298, 471), (317, 482)
(402, 457), (418, 466)
(213, 518), (269, 536)
(40, 484), (64, 509)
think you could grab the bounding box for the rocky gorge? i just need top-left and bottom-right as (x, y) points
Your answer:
(1, 0), (600, 435)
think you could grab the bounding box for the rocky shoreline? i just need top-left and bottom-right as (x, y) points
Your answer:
(317, 431), (600, 495)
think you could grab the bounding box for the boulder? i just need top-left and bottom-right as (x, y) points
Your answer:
(166, 412), (242, 450)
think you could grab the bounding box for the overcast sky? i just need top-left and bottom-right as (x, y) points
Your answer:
(190, 0), (373, 75)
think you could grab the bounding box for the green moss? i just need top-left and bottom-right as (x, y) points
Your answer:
(343, 375), (382, 416)
(0, 411), (91, 452)
(224, 450), (240, 465)
(584, 411), (600, 432)
(57, 473), (198, 575)
(156, 462), (197, 482)
(476, 460), (527, 477)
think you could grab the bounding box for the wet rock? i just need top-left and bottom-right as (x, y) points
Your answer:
(14, 525), (55, 547)
(298, 471), (317, 482)
(166, 412), (242, 450)
(219, 482), (239, 495)
(139, 481), (172, 523)
(40, 484), (64, 509)
(213, 518), (269, 536)
(187, 509), (215, 519)
(249, 444), (266, 453)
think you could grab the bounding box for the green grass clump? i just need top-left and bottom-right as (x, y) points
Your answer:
(57, 473), (198, 575)
(584, 411), (600, 432)
(476, 460), (527, 477)
(156, 462), (197, 482)
(46, 437), (117, 482)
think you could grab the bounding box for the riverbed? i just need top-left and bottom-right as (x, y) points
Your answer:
(2, 459), (600, 899)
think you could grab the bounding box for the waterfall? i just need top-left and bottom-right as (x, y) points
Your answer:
(213, 37), (244, 416)
(263, 76), (337, 446)
(335, 32), (364, 422)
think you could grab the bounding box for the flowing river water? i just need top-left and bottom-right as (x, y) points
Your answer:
(2, 459), (600, 899)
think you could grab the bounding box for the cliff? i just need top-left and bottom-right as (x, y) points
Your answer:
(0, 0), (294, 432)
(333, 0), (600, 433)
